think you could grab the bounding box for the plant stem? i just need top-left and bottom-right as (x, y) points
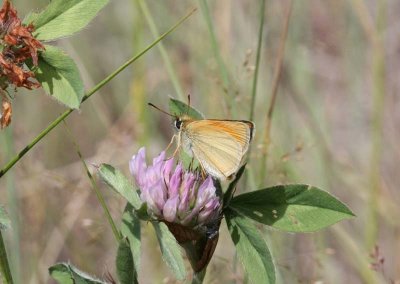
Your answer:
(63, 122), (121, 243)
(198, 0), (235, 114)
(198, 0), (228, 87)
(130, 2), (151, 146)
(259, 1), (293, 183)
(192, 268), (206, 284)
(231, 252), (238, 284)
(0, 8), (196, 180)
(367, 1), (386, 251)
(350, 0), (386, 250)
(0, 231), (13, 284)
(333, 226), (382, 284)
(244, 0), (266, 189)
(249, 0), (266, 122)
(138, 0), (185, 101)
(3, 128), (20, 282)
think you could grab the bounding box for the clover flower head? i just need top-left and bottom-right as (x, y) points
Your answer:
(129, 147), (221, 227)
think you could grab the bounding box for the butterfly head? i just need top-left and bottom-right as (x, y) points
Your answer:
(174, 114), (192, 131)
(148, 102), (194, 132)
(174, 118), (183, 130)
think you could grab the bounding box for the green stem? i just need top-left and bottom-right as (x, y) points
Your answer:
(198, 0), (235, 114)
(333, 226), (381, 284)
(0, 8), (196, 180)
(366, 0), (386, 250)
(3, 128), (20, 282)
(198, 0), (228, 86)
(0, 231), (13, 284)
(259, 1), (292, 185)
(244, 0), (266, 189)
(231, 252), (238, 284)
(63, 122), (121, 242)
(249, 0), (266, 122)
(138, 0), (185, 101)
(349, 0), (386, 252)
(192, 269), (206, 284)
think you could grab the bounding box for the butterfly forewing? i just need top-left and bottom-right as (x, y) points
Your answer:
(183, 120), (253, 179)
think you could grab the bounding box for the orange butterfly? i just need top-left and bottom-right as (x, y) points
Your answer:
(150, 100), (254, 180)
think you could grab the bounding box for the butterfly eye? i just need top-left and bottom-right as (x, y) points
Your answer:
(175, 119), (183, 130)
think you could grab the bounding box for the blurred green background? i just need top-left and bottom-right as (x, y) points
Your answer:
(1, 0), (399, 283)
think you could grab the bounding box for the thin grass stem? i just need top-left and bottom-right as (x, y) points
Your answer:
(3, 128), (20, 282)
(249, 0), (266, 122)
(333, 226), (382, 284)
(350, 0), (386, 250)
(63, 122), (121, 243)
(138, 0), (185, 101)
(198, 0), (236, 114)
(244, 0), (266, 189)
(367, 5), (386, 251)
(0, 8), (196, 179)
(259, 1), (293, 183)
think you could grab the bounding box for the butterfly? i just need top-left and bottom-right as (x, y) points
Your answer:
(149, 98), (255, 180)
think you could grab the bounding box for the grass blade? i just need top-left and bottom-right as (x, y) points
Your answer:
(259, 1), (293, 184)
(249, 0), (266, 122)
(198, 0), (234, 113)
(137, 0), (185, 101)
(63, 122), (121, 242)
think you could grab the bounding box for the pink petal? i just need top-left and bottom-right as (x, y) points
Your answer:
(163, 195), (179, 222)
(129, 147), (147, 187)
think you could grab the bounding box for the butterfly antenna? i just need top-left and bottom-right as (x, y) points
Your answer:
(186, 94), (191, 114)
(148, 103), (175, 118)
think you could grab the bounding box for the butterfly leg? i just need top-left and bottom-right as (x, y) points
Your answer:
(171, 145), (180, 159)
(201, 168), (206, 179)
(171, 132), (182, 159)
(196, 160), (207, 179)
(164, 134), (176, 153)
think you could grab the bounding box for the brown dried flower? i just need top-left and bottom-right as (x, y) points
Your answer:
(0, 0), (45, 129)
(0, 52), (40, 89)
(0, 0), (44, 89)
(0, 95), (12, 129)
